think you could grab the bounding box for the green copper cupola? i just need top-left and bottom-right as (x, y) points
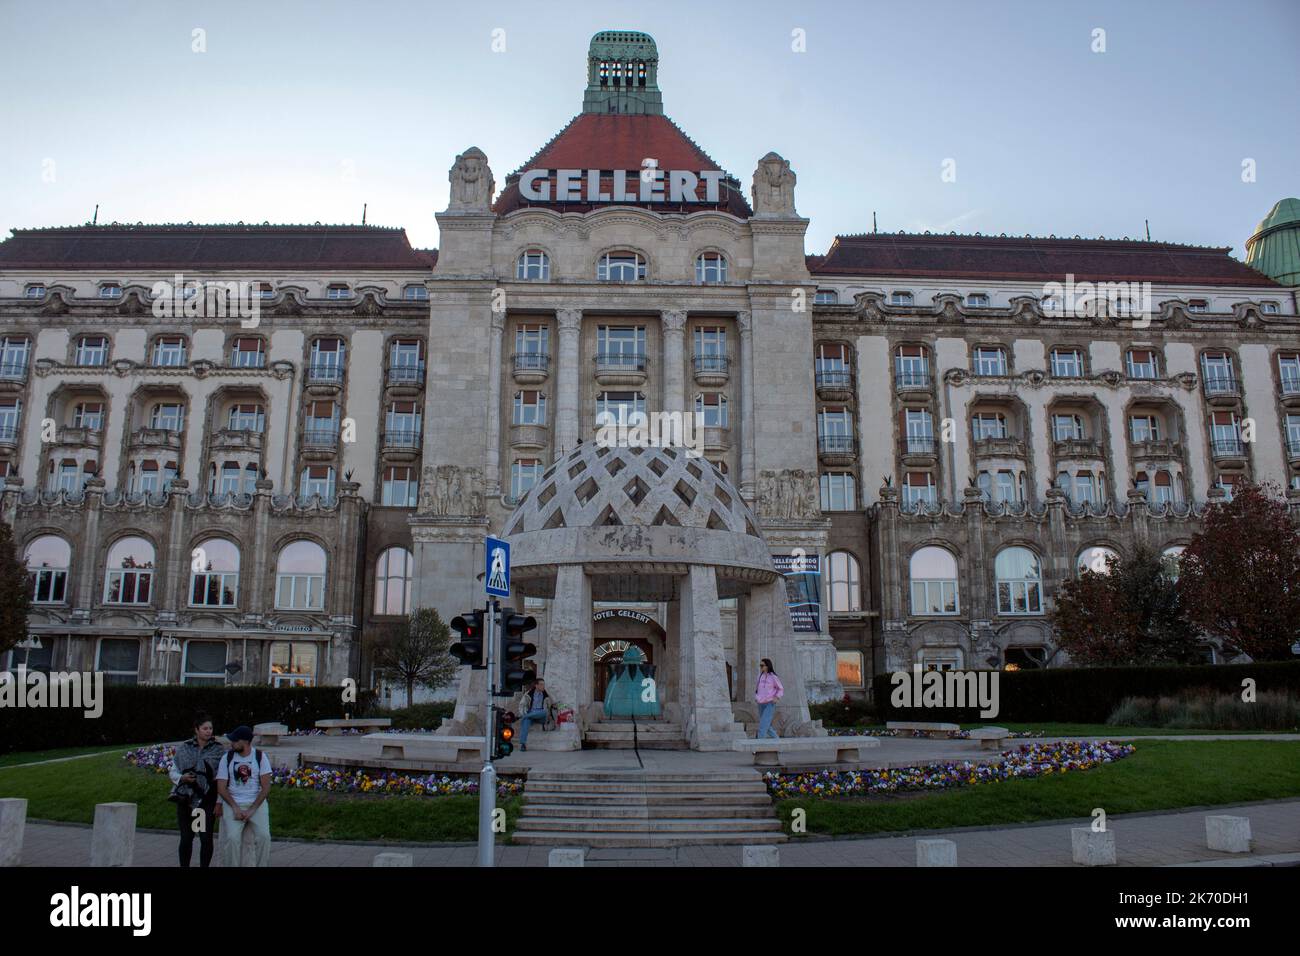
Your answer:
(1245, 197), (1300, 286)
(582, 30), (663, 115)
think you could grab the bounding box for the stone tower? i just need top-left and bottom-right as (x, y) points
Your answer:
(582, 30), (663, 115)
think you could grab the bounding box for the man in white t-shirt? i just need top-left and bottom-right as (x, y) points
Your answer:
(215, 725), (273, 867)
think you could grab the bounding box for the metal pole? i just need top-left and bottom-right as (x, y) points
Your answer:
(477, 599), (497, 867)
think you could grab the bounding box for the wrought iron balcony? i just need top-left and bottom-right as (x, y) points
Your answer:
(302, 427), (339, 451)
(1210, 437), (1245, 460)
(307, 362), (345, 385)
(386, 364), (426, 388)
(1202, 375), (1241, 402)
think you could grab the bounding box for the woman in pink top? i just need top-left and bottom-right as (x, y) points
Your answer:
(754, 658), (784, 739)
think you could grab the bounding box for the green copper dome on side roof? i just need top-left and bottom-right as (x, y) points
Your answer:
(1245, 198), (1300, 286)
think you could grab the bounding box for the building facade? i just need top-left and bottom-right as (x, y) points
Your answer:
(1, 31), (1297, 724)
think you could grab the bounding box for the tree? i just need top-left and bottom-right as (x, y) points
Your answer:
(1051, 545), (1201, 666)
(0, 520), (30, 659)
(1179, 482), (1300, 661)
(371, 607), (459, 706)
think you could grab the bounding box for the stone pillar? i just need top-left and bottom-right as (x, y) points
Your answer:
(484, 311), (506, 496)
(737, 311), (756, 499)
(76, 478), (106, 611)
(743, 578), (815, 733)
(161, 478), (191, 610)
(554, 309), (582, 459)
(679, 565), (740, 749)
(247, 478), (274, 618)
(91, 802), (137, 867)
(0, 798), (27, 867)
(544, 564), (590, 745)
(660, 310), (687, 414)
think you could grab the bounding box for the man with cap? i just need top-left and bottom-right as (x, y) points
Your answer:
(215, 725), (273, 867)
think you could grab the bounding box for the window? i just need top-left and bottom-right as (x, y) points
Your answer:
(151, 336), (187, 367)
(150, 403), (185, 432)
(182, 641), (228, 686)
(1211, 411), (1242, 454)
(971, 412), (1007, 441)
(97, 638), (140, 685)
(1050, 348), (1083, 378)
(49, 458), (79, 493)
(1126, 349), (1159, 379)
(827, 551), (861, 613)
(516, 250), (550, 280)
(696, 393), (728, 428)
(381, 466), (418, 507)
(24, 283), (45, 298)
(0, 337), (30, 379)
(256, 282), (274, 300)
(189, 539), (240, 607)
(1077, 546), (1119, 575)
(515, 325), (549, 369)
(1286, 413), (1300, 458)
(815, 343), (851, 388)
(695, 327), (727, 371)
(511, 459), (544, 500)
(894, 345), (929, 388)
(299, 465), (336, 499)
(374, 547), (414, 616)
(597, 251), (645, 282)
(227, 403), (265, 432)
(596, 326), (646, 367)
(995, 547), (1042, 615)
(1201, 352), (1236, 394)
(1151, 469), (1176, 505)
(104, 537), (155, 605)
(1050, 413), (1083, 442)
(1129, 414), (1161, 443)
(211, 460), (253, 496)
(996, 470), (1024, 503)
(26, 535), (70, 604)
(72, 402), (104, 430)
(76, 336), (109, 367)
(973, 346), (1007, 376)
(305, 400), (339, 445)
(275, 541), (326, 610)
(595, 391), (645, 426)
(890, 291), (914, 306)
(695, 252), (727, 283)
(389, 340), (424, 384)
(817, 407), (854, 452)
(1161, 546), (1186, 581)
(1216, 473), (1240, 499)
(98, 283), (122, 299)
(513, 391), (546, 426)
(910, 547), (959, 615)
(903, 471), (937, 507)
(1187, 299), (1208, 313)
(0, 398), (21, 443)
(402, 283), (428, 301)
(1060, 470), (1100, 506)
(230, 337), (265, 368)
(1280, 353), (1300, 395)
(326, 283), (350, 300)
(269, 642), (318, 687)
(813, 289), (838, 305)
(967, 293), (990, 308)
(309, 338), (346, 381)
(385, 401), (421, 446)
(819, 471), (856, 511)
(903, 408), (934, 453)
(1261, 301), (1280, 315)
(837, 651), (864, 688)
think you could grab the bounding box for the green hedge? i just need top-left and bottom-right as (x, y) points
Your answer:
(0, 684), (377, 755)
(871, 661), (1300, 724)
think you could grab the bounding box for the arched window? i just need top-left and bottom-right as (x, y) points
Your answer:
(1077, 546), (1119, 576)
(695, 252), (727, 283)
(374, 547), (414, 616)
(517, 250), (550, 281)
(909, 547), (959, 615)
(597, 251), (645, 282)
(276, 541), (326, 610)
(1161, 546), (1186, 581)
(995, 546), (1042, 615)
(26, 535), (71, 604)
(827, 551), (861, 613)
(190, 538), (240, 607)
(104, 536), (155, 605)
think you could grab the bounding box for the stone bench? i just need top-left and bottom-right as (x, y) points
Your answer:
(316, 718), (392, 736)
(368, 733), (483, 764)
(733, 736), (881, 767)
(253, 722), (289, 746)
(886, 721), (960, 738)
(965, 726), (1011, 751)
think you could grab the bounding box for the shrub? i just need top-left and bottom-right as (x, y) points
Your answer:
(374, 701), (456, 729)
(1107, 689), (1300, 731)
(810, 693), (878, 727)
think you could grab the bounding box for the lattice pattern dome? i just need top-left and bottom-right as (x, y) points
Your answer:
(504, 442), (762, 538)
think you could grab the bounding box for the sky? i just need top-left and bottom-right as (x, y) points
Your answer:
(0, 0), (1296, 258)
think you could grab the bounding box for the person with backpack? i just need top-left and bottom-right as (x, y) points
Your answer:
(215, 725), (273, 867)
(167, 711), (225, 867)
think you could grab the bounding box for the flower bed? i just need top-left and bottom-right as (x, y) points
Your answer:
(825, 728), (1045, 739)
(765, 740), (1135, 799)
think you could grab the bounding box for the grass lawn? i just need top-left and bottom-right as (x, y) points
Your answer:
(0, 744), (154, 769)
(0, 751), (519, 843)
(777, 740), (1300, 837)
(834, 724), (1294, 737)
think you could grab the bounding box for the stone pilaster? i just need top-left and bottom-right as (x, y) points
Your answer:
(741, 577), (817, 736)
(160, 479), (190, 614)
(737, 310), (756, 499)
(543, 564), (588, 747)
(484, 310), (505, 496)
(680, 564), (745, 749)
(554, 308), (582, 458)
(660, 309), (687, 415)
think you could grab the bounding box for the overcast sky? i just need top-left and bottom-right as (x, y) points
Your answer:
(1, 0), (1295, 258)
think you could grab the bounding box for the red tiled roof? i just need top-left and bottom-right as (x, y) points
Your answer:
(493, 113), (752, 217)
(0, 224), (436, 272)
(809, 233), (1277, 287)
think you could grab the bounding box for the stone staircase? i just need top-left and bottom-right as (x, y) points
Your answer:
(512, 770), (786, 847)
(582, 718), (688, 750)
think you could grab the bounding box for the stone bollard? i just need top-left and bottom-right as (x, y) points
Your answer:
(91, 802), (137, 867)
(1071, 827), (1116, 866)
(548, 848), (585, 867)
(916, 838), (957, 867)
(742, 845), (780, 867)
(1205, 815), (1252, 854)
(373, 852), (413, 867)
(0, 798), (28, 867)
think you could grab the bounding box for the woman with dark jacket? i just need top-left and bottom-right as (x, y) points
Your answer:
(168, 712), (225, 867)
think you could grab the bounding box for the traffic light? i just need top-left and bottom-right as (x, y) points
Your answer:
(497, 608), (537, 696)
(493, 707), (516, 759)
(449, 610), (486, 669)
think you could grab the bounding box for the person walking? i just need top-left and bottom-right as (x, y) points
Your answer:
(754, 658), (784, 739)
(167, 711), (225, 867)
(215, 725), (273, 867)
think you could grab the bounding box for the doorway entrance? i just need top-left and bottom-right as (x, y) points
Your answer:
(593, 637), (654, 702)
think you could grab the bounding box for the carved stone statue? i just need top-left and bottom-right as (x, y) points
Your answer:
(419, 464), (486, 516)
(448, 147), (494, 212)
(751, 151), (797, 216)
(757, 468), (818, 519)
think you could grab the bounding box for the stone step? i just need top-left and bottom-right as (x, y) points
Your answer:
(525, 782), (769, 796)
(529, 770), (761, 783)
(521, 803), (774, 819)
(583, 738), (690, 750)
(522, 791), (772, 806)
(590, 721), (683, 731)
(583, 728), (685, 738)
(511, 829), (787, 847)
(515, 815), (784, 833)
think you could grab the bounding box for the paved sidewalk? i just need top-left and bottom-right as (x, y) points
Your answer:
(15, 799), (1300, 867)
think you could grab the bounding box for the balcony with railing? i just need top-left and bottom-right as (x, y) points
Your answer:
(1209, 436), (1246, 464)
(1287, 437), (1300, 464)
(129, 427), (183, 452)
(52, 425), (104, 450)
(594, 351), (648, 386)
(894, 369), (932, 399)
(815, 367), (854, 400)
(0, 361), (29, 390)
(0, 424), (18, 448)
(693, 353), (730, 387)
(1130, 437), (1181, 461)
(1052, 438), (1104, 460)
(972, 436), (1027, 459)
(1202, 375), (1241, 404)
(385, 363), (426, 392)
(306, 362), (345, 392)
(512, 352), (550, 385)
(817, 433), (857, 465)
(1280, 375), (1300, 407)
(381, 429), (422, 460)
(509, 423), (549, 450)
(210, 428), (264, 453)
(900, 435), (938, 466)
(302, 426), (339, 457)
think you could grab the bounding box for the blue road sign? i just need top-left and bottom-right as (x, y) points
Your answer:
(485, 536), (511, 597)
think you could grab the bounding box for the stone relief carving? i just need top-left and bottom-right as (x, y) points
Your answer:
(756, 468), (818, 519)
(447, 147), (495, 212)
(751, 151), (797, 216)
(420, 464), (486, 516)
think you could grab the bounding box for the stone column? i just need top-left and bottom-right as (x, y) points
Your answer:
(544, 564), (590, 745)
(679, 565), (743, 749)
(742, 577), (815, 734)
(554, 309), (582, 459)
(660, 310), (687, 414)
(737, 311), (756, 499)
(484, 310), (506, 496)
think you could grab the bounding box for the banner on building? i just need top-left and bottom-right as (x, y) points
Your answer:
(772, 551), (821, 633)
